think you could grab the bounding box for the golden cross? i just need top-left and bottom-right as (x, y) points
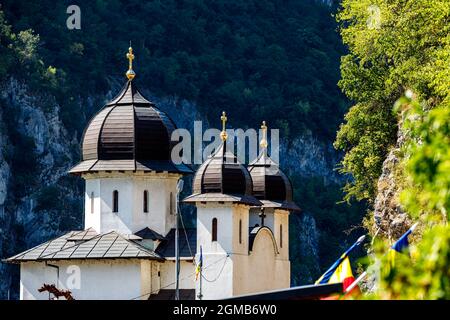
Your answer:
(220, 111), (228, 141)
(260, 121), (268, 149)
(126, 45), (136, 80)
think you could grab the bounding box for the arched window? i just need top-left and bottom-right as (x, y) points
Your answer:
(279, 224), (283, 248)
(90, 192), (94, 214)
(212, 218), (218, 242)
(143, 190), (149, 213)
(239, 219), (242, 244)
(170, 192), (174, 215)
(112, 190), (119, 213)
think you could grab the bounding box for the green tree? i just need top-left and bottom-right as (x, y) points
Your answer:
(334, 0), (450, 202)
(369, 94), (450, 299)
(335, 0), (449, 299)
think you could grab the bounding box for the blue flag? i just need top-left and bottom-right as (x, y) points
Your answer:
(387, 223), (418, 268)
(195, 245), (202, 281)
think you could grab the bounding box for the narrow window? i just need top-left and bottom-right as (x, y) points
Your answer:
(279, 224), (283, 248)
(113, 190), (119, 213)
(239, 219), (242, 244)
(143, 190), (148, 213)
(90, 192), (94, 214)
(169, 192), (174, 215)
(212, 218), (218, 242)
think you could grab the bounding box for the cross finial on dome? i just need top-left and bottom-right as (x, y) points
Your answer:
(220, 111), (228, 141)
(126, 43), (136, 81)
(260, 121), (268, 149)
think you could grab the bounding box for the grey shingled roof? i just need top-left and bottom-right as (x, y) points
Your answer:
(5, 230), (89, 262)
(39, 231), (163, 261)
(258, 199), (300, 211)
(66, 228), (98, 241)
(5, 230), (163, 263)
(183, 193), (262, 206)
(156, 228), (196, 259)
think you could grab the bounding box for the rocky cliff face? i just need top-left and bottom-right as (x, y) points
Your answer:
(0, 78), (340, 298)
(281, 134), (344, 185)
(0, 79), (83, 298)
(373, 127), (412, 240)
(290, 212), (321, 285)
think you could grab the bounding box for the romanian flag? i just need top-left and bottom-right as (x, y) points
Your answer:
(315, 235), (365, 292)
(195, 246), (203, 281)
(387, 223), (418, 270)
(327, 256), (357, 290)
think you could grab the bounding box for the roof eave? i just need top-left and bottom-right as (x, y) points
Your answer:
(4, 255), (165, 264)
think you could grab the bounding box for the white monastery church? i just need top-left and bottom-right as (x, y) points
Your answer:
(5, 48), (300, 300)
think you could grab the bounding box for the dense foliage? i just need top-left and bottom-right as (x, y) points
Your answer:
(334, 0), (450, 202)
(367, 96), (450, 300)
(398, 98), (450, 222)
(335, 0), (449, 299)
(2, 0), (346, 140)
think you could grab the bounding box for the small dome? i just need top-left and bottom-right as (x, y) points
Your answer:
(184, 142), (261, 206)
(70, 81), (192, 175)
(248, 151), (300, 211)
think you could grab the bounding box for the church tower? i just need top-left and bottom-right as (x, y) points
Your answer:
(185, 116), (298, 300)
(184, 113), (262, 299)
(247, 121), (300, 265)
(70, 47), (192, 236)
(7, 47), (302, 301)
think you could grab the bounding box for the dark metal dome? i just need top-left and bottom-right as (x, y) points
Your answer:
(184, 142), (261, 206)
(69, 81), (192, 175)
(248, 150), (300, 211)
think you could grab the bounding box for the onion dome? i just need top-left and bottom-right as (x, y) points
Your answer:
(184, 112), (261, 206)
(69, 47), (192, 175)
(247, 122), (300, 211)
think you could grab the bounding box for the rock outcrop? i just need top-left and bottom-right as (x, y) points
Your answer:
(373, 127), (412, 240)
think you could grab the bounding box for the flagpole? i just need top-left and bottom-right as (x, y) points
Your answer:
(197, 246), (203, 300)
(199, 263), (203, 300)
(175, 180), (184, 301)
(316, 235), (366, 285)
(344, 222), (419, 293)
(345, 271), (367, 293)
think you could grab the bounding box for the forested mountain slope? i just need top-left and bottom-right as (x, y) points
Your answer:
(0, 0), (367, 298)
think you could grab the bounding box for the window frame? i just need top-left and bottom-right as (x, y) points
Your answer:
(239, 219), (242, 244)
(212, 218), (218, 242)
(90, 191), (94, 214)
(143, 190), (149, 213)
(112, 190), (119, 213)
(279, 224), (283, 248)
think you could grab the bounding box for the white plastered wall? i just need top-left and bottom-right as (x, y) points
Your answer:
(20, 259), (155, 300)
(18, 258), (196, 300)
(195, 203), (235, 299)
(83, 171), (180, 235)
(159, 260), (196, 290)
(274, 209), (290, 261)
(233, 227), (290, 296)
(194, 202), (291, 300)
(249, 207), (275, 230)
